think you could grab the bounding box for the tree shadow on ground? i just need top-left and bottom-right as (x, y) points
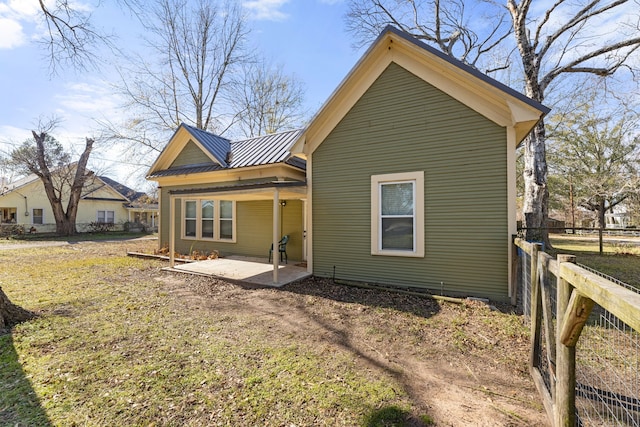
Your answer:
(209, 276), (443, 425)
(279, 276), (443, 319)
(0, 331), (52, 427)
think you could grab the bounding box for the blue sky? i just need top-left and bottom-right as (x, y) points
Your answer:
(1, 0), (637, 187)
(0, 0), (360, 185)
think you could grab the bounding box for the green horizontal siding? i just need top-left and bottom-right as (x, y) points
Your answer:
(171, 140), (213, 167)
(312, 62), (509, 301)
(160, 185), (304, 260)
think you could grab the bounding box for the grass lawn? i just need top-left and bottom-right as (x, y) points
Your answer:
(549, 234), (640, 288)
(0, 240), (546, 426)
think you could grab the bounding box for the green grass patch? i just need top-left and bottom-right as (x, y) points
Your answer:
(550, 236), (640, 288)
(0, 243), (429, 426)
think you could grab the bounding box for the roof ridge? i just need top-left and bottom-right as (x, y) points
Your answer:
(182, 123), (232, 142)
(230, 128), (303, 145)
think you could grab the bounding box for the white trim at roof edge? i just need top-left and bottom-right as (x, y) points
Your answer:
(147, 124), (225, 177)
(289, 27), (548, 157)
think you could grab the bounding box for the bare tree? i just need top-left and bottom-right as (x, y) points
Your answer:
(5, 121), (95, 236)
(347, 0), (640, 246)
(347, 0), (513, 72)
(548, 102), (640, 228)
(110, 0), (249, 159)
(35, 0), (112, 73)
(231, 62), (307, 138)
(507, 0), (640, 245)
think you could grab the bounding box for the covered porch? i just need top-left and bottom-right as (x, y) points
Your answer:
(167, 179), (309, 285)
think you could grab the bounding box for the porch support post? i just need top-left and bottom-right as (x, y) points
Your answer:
(273, 188), (280, 284)
(170, 196), (176, 268)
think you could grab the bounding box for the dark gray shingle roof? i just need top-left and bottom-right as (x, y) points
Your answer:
(97, 175), (146, 201)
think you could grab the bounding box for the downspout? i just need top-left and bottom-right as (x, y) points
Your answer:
(15, 190), (29, 219)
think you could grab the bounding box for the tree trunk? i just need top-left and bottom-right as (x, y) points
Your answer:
(597, 198), (606, 229)
(523, 120), (551, 247)
(0, 287), (35, 330)
(56, 216), (78, 236)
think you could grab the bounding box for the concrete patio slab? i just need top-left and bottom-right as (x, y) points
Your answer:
(164, 255), (311, 287)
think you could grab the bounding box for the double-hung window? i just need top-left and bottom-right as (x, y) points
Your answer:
(219, 201), (233, 240)
(184, 201), (197, 237)
(201, 200), (214, 239)
(371, 171), (424, 257)
(182, 199), (235, 242)
(32, 208), (44, 224)
(97, 210), (115, 224)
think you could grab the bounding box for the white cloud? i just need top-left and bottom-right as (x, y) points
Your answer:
(0, 0), (44, 48)
(243, 0), (289, 21)
(0, 0), (95, 49)
(0, 18), (26, 48)
(0, 0), (42, 19)
(0, 124), (31, 143)
(56, 81), (121, 116)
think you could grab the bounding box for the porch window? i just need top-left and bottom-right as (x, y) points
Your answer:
(181, 199), (235, 242)
(201, 200), (214, 239)
(32, 208), (44, 224)
(184, 201), (197, 237)
(219, 201), (233, 240)
(97, 210), (115, 224)
(371, 171), (424, 257)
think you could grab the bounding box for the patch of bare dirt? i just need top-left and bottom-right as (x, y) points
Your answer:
(155, 271), (548, 426)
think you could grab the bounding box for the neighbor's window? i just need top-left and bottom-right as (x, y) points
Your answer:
(182, 199), (235, 242)
(97, 210), (115, 224)
(32, 208), (43, 224)
(371, 172), (424, 257)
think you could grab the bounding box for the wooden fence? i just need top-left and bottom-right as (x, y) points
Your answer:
(514, 237), (640, 426)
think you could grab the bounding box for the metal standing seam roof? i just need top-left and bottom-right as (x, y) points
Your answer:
(228, 129), (303, 168)
(148, 163), (224, 178)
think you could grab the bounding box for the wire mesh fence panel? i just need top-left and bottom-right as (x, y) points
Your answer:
(516, 240), (639, 426)
(574, 265), (640, 426)
(519, 248), (532, 318)
(536, 271), (557, 395)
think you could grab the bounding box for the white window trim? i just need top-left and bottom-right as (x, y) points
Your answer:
(183, 200), (198, 239)
(181, 199), (236, 243)
(200, 200), (215, 240)
(371, 171), (424, 257)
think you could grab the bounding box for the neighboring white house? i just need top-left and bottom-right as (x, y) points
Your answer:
(0, 171), (157, 233)
(605, 205), (635, 229)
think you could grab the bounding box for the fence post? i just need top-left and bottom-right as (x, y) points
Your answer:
(556, 254), (577, 427)
(598, 227), (603, 255)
